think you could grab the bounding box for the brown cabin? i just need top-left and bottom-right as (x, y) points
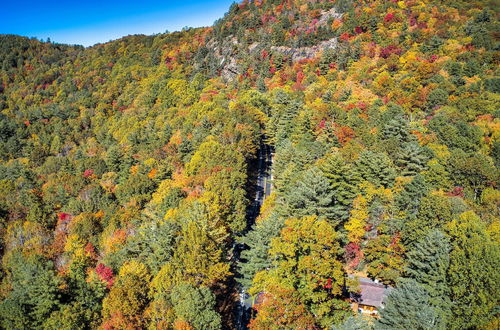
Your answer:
(350, 277), (392, 317)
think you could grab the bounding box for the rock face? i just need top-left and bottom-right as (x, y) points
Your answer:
(318, 7), (343, 25)
(271, 37), (339, 62)
(216, 36), (339, 81)
(211, 6), (343, 81)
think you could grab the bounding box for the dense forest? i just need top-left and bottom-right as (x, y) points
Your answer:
(0, 0), (499, 329)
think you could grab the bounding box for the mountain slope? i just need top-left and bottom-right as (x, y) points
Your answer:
(0, 0), (498, 329)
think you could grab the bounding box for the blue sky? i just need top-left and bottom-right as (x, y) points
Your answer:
(1, 0), (235, 47)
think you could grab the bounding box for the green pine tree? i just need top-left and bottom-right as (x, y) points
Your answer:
(354, 151), (396, 188)
(238, 213), (284, 289)
(395, 142), (429, 176)
(405, 230), (451, 326)
(395, 174), (429, 215)
(403, 194), (452, 247)
(0, 254), (62, 328)
(283, 167), (341, 224)
(376, 279), (442, 330)
(319, 153), (358, 220)
(170, 283), (222, 330)
(446, 211), (500, 329)
(381, 117), (412, 143)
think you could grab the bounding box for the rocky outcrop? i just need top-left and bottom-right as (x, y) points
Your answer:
(270, 37), (338, 62)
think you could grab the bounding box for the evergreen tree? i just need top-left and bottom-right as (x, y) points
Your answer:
(0, 254), (62, 328)
(64, 260), (106, 327)
(405, 230), (451, 326)
(238, 213), (284, 289)
(170, 283), (222, 330)
(447, 149), (497, 200)
(381, 117), (412, 143)
(376, 279), (442, 330)
(332, 316), (373, 330)
(354, 151), (396, 189)
(110, 220), (180, 273)
(283, 167), (340, 223)
(105, 145), (122, 172)
(395, 142), (429, 176)
(395, 174), (429, 215)
(403, 194), (452, 247)
(319, 153), (358, 220)
(446, 211), (500, 329)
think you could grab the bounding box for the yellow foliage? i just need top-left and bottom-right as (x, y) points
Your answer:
(164, 207), (178, 220)
(427, 143), (451, 160)
(64, 234), (86, 260)
(256, 192), (277, 223)
(331, 19), (342, 30)
(361, 182), (394, 202)
(486, 220), (500, 245)
(346, 195), (368, 244)
(130, 164), (139, 175)
(119, 260), (151, 281)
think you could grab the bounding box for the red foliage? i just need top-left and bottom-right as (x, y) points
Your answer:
(384, 13), (395, 22)
(427, 55), (438, 63)
(261, 50), (269, 59)
(238, 1), (247, 10)
(357, 102), (368, 111)
(340, 32), (351, 41)
(292, 71), (305, 91)
(447, 186), (465, 198)
(96, 263), (114, 288)
(58, 212), (71, 223)
(318, 119), (326, 130)
(354, 26), (364, 34)
(390, 233), (402, 247)
(345, 242), (362, 268)
(380, 45), (403, 59)
(83, 169), (94, 178)
(417, 22), (428, 29)
(296, 71), (305, 84)
(465, 44), (475, 51)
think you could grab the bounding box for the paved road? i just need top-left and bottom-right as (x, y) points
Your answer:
(235, 142), (273, 330)
(255, 143), (273, 207)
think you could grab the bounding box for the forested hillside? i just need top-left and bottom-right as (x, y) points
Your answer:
(0, 0), (498, 329)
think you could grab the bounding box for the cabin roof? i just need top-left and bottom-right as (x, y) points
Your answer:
(351, 277), (392, 308)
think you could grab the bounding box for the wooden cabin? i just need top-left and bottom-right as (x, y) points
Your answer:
(350, 277), (392, 317)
